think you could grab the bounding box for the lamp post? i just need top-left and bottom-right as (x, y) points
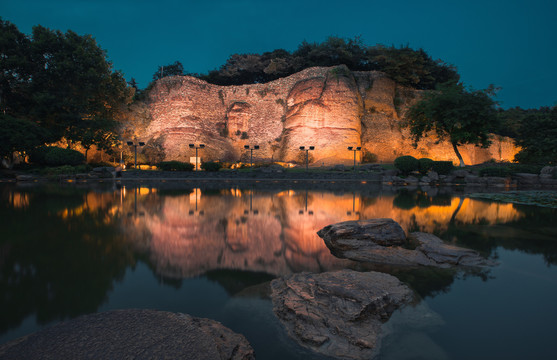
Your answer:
(244, 145), (260, 167)
(347, 146), (361, 171)
(299, 146), (315, 171)
(189, 143), (205, 170)
(127, 141), (145, 169)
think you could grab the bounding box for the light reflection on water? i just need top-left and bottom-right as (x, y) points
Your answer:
(1, 183), (556, 360)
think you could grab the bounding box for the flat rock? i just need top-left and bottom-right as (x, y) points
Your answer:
(410, 232), (496, 267)
(0, 309), (254, 360)
(317, 219), (407, 261)
(271, 269), (414, 360)
(318, 219), (495, 268)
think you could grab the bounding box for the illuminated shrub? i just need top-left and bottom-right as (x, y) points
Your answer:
(431, 161), (454, 175)
(201, 161), (222, 172)
(29, 146), (85, 166)
(362, 151), (378, 163)
(156, 161), (194, 171)
(394, 155), (419, 175)
(418, 158), (434, 174)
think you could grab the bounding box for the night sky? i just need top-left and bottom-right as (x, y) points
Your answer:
(2, 0), (556, 109)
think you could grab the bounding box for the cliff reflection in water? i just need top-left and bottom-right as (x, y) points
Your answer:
(122, 187), (524, 279)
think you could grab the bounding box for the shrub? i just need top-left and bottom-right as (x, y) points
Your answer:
(42, 147), (85, 166)
(418, 158), (434, 174)
(509, 164), (544, 174)
(156, 161), (194, 171)
(394, 155), (419, 175)
(201, 161), (222, 172)
(28, 146), (52, 165)
(479, 167), (511, 177)
(29, 146), (85, 166)
(431, 161), (454, 175)
(362, 150), (378, 164)
(41, 164), (92, 175)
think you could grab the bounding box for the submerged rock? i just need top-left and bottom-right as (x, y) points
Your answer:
(318, 219), (495, 268)
(271, 269), (414, 360)
(0, 309), (255, 360)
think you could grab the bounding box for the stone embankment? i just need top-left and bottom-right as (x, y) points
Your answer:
(6, 164), (557, 189)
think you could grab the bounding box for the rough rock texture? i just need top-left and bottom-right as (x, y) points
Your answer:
(141, 66), (518, 165)
(317, 219), (495, 268)
(270, 269), (414, 360)
(0, 309), (254, 360)
(317, 218), (407, 249)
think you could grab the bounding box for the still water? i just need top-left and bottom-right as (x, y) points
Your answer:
(1, 183), (556, 359)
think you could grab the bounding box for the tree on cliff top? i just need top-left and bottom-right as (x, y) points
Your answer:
(200, 37), (459, 89)
(153, 61), (185, 80)
(405, 82), (499, 167)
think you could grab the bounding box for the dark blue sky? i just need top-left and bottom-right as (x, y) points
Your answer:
(2, 0), (556, 109)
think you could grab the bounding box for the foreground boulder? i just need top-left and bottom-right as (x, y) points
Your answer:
(0, 309), (255, 360)
(318, 219), (495, 268)
(271, 269), (413, 359)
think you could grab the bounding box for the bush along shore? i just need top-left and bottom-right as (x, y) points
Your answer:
(3, 162), (557, 189)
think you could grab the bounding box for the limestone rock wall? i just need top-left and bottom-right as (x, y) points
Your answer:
(143, 66), (517, 165)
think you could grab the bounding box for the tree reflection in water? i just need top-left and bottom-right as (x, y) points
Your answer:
(1, 183), (556, 343)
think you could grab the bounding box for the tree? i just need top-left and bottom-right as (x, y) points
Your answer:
(27, 26), (132, 146)
(0, 18), (33, 117)
(152, 61), (185, 80)
(0, 114), (45, 166)
(405, 83), (499, 167)
(514, 106), (557, 164)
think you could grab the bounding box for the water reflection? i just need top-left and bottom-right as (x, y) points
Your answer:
(1, 183), (556, 343)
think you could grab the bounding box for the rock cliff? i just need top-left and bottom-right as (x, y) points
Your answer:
(142, 66), (517, 165)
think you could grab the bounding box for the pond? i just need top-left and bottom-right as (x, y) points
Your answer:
(1, 182), (556, 359)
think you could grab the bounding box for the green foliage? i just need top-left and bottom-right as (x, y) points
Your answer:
(156, 161), (194, 171)
(394, 155), (419, 175)
(201, 161), (222, 172)
(513, 107), (557, 165)
(152, 61), (185, 80)
(29, 146), (84, 166)
(199, 36), (458, 90)
(431, 161), (454, 175)
(28, 146), (51, 165)
(509, 164), (544, 174)
(418, 158), (435, 174)
(406, 82), (499, 167)
(39, 164), (91, 175)
(0, 115), (46, 161)
(479, 167), (511, 177)
(43, 147), (85, 166)
(0, 19), (132, 151)
(361, 150), (378, 163)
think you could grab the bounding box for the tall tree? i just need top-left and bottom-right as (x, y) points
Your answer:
(27, 25), (132, 146)
(0, 18), (33, 117)
(513, 106), (557, 164)
(405, 83), (499, 167)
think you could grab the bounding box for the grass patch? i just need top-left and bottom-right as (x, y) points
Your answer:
(469, 191), (557, 208)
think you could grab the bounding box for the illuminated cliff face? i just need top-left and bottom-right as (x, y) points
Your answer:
(143, 66), (518, 165)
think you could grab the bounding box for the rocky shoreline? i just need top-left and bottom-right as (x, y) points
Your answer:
(3, 164), (557, 189)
